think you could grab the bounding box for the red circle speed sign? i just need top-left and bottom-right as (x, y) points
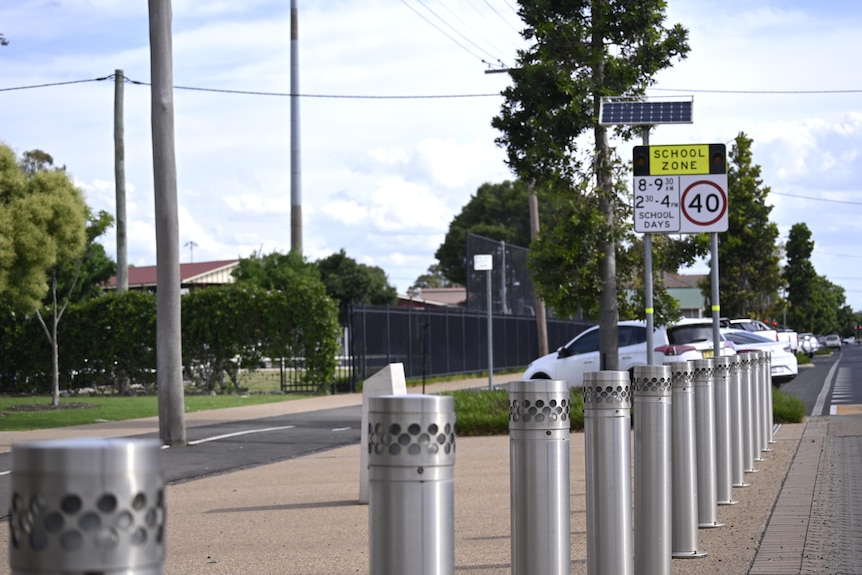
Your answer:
(681, 180), (727, 227)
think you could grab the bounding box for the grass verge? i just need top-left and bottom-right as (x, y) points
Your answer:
(772, 386), (807, 424)
(444, 388), (585, 436)
(0, 394), (306, 432)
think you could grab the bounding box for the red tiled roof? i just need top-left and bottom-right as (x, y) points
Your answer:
(106, 259), (240, 289)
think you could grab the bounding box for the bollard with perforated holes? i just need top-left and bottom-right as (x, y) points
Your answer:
(739, 352), (759, 473)
(368, 394), (456, 575)
(509, 379), (571, 575)
(584, 371), (633, 575)
(632, 364), (672, 575)
(8, 438), (165, 575)
(669, 361), (707, 558)
(729, 356), (750, 488)
(712, 356), (738, 506)
(692, 358), (724, 528)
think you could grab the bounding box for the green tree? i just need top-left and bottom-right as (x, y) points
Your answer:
(232, 249), (320, 289)
(316, 249), (398, 319)
(700, 133), (782, 319)
(0, 145), (88, 405)
(527, 160), (688, 325)
(492, 1), (690, 369)
(784, 223), (819, 331)
(435, 180), (534, 286)
(413, 263), (455, 289)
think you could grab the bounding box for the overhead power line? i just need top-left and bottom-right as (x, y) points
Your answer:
(772, 191), (862, 206)
(0, 76), (111, 92)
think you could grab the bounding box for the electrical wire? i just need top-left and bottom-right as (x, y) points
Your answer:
(0, 76), (112, 92)
(399, 0), (490, 64)
(771, 191), (862, 206)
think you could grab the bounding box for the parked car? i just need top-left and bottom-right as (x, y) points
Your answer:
(523, 319), (734, 388)
(721, 329), (798, 385)
(842, 336), (856, 345)
(799, 333), (821, 357)
(775, 326), (799, 353)
(719, 318), (779, 342)
(824, 334), (842, 349)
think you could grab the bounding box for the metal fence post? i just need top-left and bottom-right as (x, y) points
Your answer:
(692, 358), (724, 528)
(632, 365), (672, 575)
(368, 394), (456, 575)
(669, 361), (707, 558)
(509, 380), (571, 575)
(712, 357), (738, 506)
(8, 438), (165, 575)
(729, 356), (750, 488)
(584, 371), (633, 575)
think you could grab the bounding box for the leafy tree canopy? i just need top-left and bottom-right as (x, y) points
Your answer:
(700, 132), (782, 319)
(316, 249), (398, 312)
(413, 263), (455, 289)
(0, 144), (88, 311)
(232, 249), (320, 291)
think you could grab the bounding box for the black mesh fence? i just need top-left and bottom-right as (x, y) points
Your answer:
(347, 303), (593, 387)
(465, 233), (538, 317)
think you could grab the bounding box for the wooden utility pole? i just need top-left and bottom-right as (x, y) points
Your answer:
(148, 0), (186, 446)
(114, 69), (128, 294)
(528, 190), (549, 356)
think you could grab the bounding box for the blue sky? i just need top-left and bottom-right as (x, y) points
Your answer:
(2, 1), (862, 312)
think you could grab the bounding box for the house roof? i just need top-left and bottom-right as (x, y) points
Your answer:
(662, 272), (708, 289)
(106, 260), (240, 290)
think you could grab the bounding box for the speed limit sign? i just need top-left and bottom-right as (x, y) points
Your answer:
(679, 175), (728, 232)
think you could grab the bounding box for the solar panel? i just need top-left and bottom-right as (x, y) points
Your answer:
(599, 98), (693, 126)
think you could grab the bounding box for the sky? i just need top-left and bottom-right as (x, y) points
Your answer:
(2, 0), (862, 311)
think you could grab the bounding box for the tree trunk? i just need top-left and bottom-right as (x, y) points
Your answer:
(592, 0), (619, 371)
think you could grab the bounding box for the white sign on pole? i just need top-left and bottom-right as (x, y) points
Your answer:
(633, 176), (681, 233)
(474, 254), (493, 271)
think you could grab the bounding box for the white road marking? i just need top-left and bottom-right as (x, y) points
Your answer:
(332, 427), (351, 432)
(813, 358), (841, 416)
(187, 425), (296, 446)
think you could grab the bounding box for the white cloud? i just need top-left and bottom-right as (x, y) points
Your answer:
(3, 0), (862, 306)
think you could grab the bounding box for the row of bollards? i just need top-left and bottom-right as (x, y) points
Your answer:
(6, 353), (775, 575)
(584, 351), (776, 575)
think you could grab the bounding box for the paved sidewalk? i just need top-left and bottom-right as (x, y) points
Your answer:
(3, 376), (856, 574)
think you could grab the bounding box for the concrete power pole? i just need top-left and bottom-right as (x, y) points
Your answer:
(114, 69), (128, 294)
(290, 0), (302, 253)
(148, 0), (186, 447)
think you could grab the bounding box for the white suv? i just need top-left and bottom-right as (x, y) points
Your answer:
(523, 319), (734, 388)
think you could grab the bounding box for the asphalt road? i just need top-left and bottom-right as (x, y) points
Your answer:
(0, 404), (363, 521)
(1, 346), (857, 522)
(780, 343), (861, 416)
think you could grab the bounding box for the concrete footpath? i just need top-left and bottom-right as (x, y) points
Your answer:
(0, 375), (846, 574)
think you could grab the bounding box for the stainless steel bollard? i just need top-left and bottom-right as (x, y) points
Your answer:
(368, 394), (456, 575)
(751, 352), (765, 460)
(729, 356), (750, 487)
(632, 365), (672, 575)
(9, 438), (165, 575)
(712, 357), (738, 506)
(584, 371), (633, 575)
(669, 362), (707, 558)
(509, 380), (571, 575)
(739, 352), (759, 473)
(692, 358), (723, 528)
(765, 352), (775, 444)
